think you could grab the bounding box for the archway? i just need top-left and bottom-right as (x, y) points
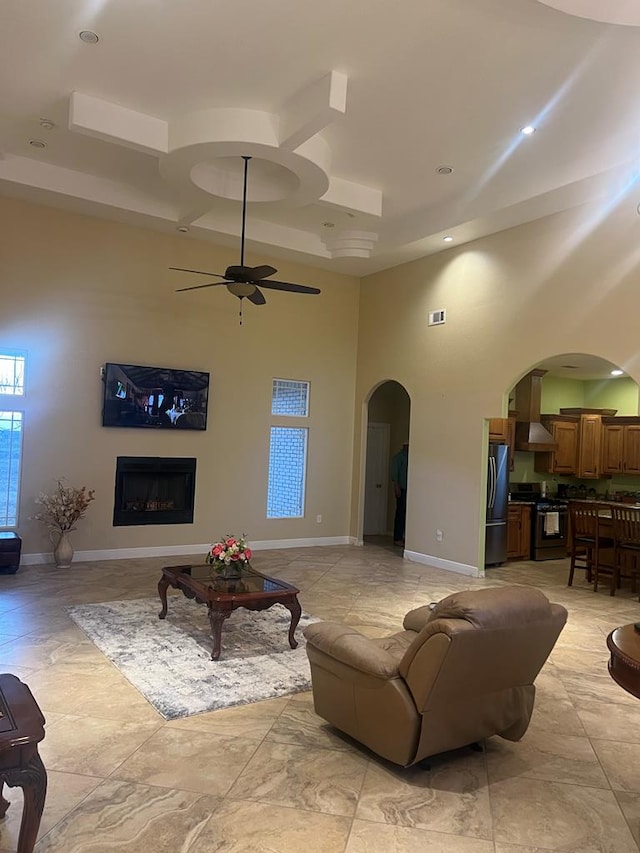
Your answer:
(488, 352), (639, 570)
(362, 380), (411, 549)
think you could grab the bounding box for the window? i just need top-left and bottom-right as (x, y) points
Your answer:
(0, 352), (25, 528)
(0, 353), (25, 396)
(267, 427), (308, 518)
(271, 379), (309, 417)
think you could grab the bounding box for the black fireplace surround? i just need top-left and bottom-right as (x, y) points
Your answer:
(113, 457), (196, 526)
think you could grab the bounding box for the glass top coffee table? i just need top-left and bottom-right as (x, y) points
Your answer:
(158, 563), (302, 660)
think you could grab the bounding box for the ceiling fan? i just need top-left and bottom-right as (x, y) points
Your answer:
(170, 155), (321, 314)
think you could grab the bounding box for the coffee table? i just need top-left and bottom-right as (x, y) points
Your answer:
(158, 563), (302, 660)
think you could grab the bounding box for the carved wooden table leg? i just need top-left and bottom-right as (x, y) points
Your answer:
(208, 607), (231, 660)
(283, 595), (302, 649)
(158, 574), (170, 619)
(1, 751), (47, 853)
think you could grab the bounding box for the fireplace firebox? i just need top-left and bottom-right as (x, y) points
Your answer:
(113, 457), (196, 526)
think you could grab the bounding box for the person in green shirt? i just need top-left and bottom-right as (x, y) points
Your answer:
(391, 441), (408, 546)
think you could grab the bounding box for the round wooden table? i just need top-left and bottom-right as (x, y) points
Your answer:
(607, 624), (640, 699)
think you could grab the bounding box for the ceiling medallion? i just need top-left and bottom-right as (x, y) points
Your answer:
(536, 1), (640, 26)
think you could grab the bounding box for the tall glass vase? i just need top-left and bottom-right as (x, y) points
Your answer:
(53, 531), (74, 568)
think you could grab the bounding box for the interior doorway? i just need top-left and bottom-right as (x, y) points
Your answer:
(364, 422), (390, 534)
(363, 380), (411, 548)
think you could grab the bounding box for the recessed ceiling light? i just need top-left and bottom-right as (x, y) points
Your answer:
(28, 139), (46, 149)
(39, 118), (55, 130)
(176, 226), (189, 233)
(520, 125), (536, 136)
(443, 235), (454, 242)
(79, 30), (99, 44)
(436, 166), (453, 175)
(611, 369), (624, 376)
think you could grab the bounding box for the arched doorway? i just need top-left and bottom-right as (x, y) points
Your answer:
(490, 352), (639, 569)
(363, 380), (411, 549)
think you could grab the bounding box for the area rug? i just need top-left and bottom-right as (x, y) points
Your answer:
(68, 597), (320, 720)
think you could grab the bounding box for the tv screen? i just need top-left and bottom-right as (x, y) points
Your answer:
(102, 362), (210, 430)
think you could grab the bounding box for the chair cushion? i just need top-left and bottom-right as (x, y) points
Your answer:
(425, 586), (553, 630)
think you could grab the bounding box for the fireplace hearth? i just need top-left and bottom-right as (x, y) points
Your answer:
(113, 457), (196, 526)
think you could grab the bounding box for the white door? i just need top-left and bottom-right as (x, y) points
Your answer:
(364, 422), (391, 535)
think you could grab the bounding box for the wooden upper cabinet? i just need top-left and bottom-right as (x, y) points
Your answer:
(624, 425), (640, 474)
(489, 416), (517, 471)
(601, 418), (640, 476)
(535, 416), (578, 474)
(601, 422), (624, 474)
(576, 413), (602, 478)
(488, 418), (510, 442)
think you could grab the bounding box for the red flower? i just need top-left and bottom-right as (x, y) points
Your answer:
(225, 537), (237, 547)
(211, 544), (223, 557)
(244, 548), (252, 561)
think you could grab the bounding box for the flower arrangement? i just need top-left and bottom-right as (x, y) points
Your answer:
(206, 534), (252, 574)
(33, 480), (96, 534)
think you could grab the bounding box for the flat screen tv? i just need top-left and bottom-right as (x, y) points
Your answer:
(102, 362), (210, 430)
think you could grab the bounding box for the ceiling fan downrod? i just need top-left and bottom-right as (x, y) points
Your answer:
(240, 155), (250, 268)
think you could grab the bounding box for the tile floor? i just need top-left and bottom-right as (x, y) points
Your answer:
(1, 543), (640, 851)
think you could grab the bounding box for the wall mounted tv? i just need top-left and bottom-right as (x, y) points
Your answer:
(102, 362), (210, 430)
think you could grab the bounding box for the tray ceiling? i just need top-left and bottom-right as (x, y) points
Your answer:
(2, 0), (640, 275)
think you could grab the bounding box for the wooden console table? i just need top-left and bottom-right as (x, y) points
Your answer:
(0, 673), (47, 853)
(607, 624), (640, 699)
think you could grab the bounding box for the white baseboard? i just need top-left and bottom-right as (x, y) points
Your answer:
(403, 549), (481, 577)
(20, 536), (353, 566)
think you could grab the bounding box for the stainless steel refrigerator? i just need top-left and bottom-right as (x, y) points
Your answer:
(485, 442), (509, 566)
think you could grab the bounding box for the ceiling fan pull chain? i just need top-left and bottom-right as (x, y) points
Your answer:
(239, 299), (243, 326)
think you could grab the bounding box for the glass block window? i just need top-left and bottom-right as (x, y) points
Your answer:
(0, 411), (22, 527)
(0, 353), (25, 396)
(267, 427), (308, 518)
(271, 379), (309, 417)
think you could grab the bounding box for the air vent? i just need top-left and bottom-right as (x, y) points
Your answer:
(428, 309), (446, 326)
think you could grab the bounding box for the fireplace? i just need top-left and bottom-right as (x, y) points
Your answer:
(113, 457), (196, 526)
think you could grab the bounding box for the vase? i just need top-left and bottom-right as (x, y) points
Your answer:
(53, 531), (74, 568)
(217, 562), (245, 580)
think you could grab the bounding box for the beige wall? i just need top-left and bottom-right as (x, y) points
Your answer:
(352, 197), (640, 572)
(2, 196), (360, 556)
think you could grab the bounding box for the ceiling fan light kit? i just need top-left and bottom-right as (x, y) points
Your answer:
(171, 156), (320, 322)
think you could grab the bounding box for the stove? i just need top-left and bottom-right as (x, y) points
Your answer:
(510, 483), (569, 560)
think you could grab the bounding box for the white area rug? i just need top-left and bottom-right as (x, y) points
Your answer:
(68, 596), (319, 720)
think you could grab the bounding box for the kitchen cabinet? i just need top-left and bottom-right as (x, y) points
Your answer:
(489, 418), (509, 443)
(576, 413), (602, 478)
(507, 504), (531, 560)
(488, 415), (516, 471)
(535, 416), (579, 475)
(602, 418), (640, 475)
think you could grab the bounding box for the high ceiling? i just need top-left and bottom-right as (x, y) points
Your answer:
(2, 0), (640, 276)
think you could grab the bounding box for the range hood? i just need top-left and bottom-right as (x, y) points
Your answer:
(513, 369), (558, 452)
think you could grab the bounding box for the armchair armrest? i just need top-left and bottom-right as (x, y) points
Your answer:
(304, 623), (400, 679)
(403, 604), (436, 633)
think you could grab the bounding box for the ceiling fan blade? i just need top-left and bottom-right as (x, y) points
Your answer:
(175, 281), (229, 292)
(258, 279), (321, 295)
(248, 265), (278, 280)
(170, 267), (227, 278)
(247, 287), (266, 305)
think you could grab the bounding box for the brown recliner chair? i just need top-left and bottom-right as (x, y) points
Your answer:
(304, 585), (567, 767)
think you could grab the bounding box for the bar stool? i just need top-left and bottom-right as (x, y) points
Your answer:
(611, 505), (640, 598)
(567, 502), (614, 591)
